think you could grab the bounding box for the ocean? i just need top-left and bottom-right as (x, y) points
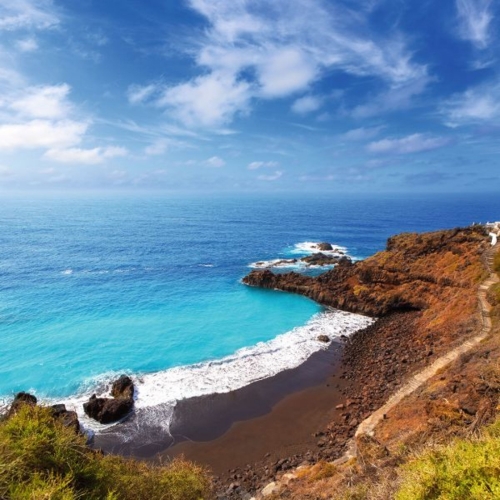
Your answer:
(1, 191), (498, 443)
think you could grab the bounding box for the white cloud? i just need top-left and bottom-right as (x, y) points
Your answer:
(257, 48), (317, 98)
(248, 161), (278, 170)
(351, 73), (431, 118)
(456, 0), (493, 48)
(0, 83), (128, 164)
(367, 133), (450, 155)
(9, 84), (72, 119)
(127, 84), (161, 105)
(44, 146), (127, 164)
(158, 72), (251, 127)
(102, 146), (128, 158)
(135, 0), (427, 127)
(341, 126), (384, 141)
(206, 155), (226, 168)
(291, 95), (322, 114)
(16, 38), (38, 52)
(257, 170), (283, 181)
(145, 139), (169, 156)
(441, 80), (500, 126)
(0, 119), (88, 150)
(0, 0), (59, 31)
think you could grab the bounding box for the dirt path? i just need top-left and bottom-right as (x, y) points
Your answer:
(338, 246), (499, 460)
(250, 242), (498, 497)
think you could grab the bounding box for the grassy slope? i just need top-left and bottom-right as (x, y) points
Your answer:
(0, 405), (212, 500)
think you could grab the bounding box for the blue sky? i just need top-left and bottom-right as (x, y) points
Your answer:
(0, 0), (499, 192)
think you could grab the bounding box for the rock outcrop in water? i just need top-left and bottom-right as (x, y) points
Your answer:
(83, 374), (135, 424)
(111, 375), (134, 400)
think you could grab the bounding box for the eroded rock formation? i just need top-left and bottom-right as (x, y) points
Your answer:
(83, 374), (135, 424)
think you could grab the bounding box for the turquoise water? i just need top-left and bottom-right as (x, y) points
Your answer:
(0, 192), (499, 404)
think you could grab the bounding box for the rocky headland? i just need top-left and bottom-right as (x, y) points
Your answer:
(214, 224), (496, 497)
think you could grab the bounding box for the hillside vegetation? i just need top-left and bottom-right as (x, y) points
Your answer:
(0, 405), (212, 500)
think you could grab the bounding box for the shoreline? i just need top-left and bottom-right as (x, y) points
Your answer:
(165, 342), (347, 473)
(93, 341), (347, 464)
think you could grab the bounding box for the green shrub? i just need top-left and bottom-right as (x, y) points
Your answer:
(0, 405), (211, 500)
(396, 416), (500, 499)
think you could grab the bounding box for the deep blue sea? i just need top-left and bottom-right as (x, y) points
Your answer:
(1, 191), (499, 435)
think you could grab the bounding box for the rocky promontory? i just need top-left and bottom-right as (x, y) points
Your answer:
(219, 225), (494, 496)
(244, 226), (489, 317)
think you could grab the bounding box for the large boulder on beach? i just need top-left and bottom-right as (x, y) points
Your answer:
(83, 394), (133, 424)
(7, 392), (37, 417)
(111, 375), (134, 400)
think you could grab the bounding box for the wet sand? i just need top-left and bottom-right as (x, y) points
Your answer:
(162, 342), (347, 475)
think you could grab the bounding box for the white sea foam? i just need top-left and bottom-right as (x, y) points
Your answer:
(48, 309), (374, 440)
(291, 241), (348, 256)
(249, 240), (350, 269)
(250, 258), (303, 270)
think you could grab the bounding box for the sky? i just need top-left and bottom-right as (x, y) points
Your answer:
(0, 0), (499, 193)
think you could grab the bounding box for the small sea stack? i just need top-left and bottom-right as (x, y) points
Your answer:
(83, 375), (135, 424)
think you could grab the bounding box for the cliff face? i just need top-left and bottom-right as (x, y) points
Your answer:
(243, 226), (489, 317)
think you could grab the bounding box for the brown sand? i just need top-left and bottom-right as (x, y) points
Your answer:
(162, 344), (347, 475)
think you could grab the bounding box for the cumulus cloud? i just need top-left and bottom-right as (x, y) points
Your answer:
(248, 161), (279, 170)
(257, 48), (318, 98)
(206, 156), (226, 168)
(158, 72), (251, 127)
(131, 0), (427, 127)
(0, 84), (127, 164)
(367, 133), (450, 155)
(9, 84), (72, 119)
(291, 95), (322, 114)
(456, 0), (494, 48)
(441, 79), (500, 126)
(0, 120), (88, 150)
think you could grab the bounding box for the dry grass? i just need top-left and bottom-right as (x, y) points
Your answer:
(0, 405), (212, 500)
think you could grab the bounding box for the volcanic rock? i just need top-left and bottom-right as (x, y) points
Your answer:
(83, 395), (133, 424)
(301, 253), (342, 266)
(317, 242), (333, 251)
(317, 335), (330, 343)
(7, 392), (37, 417)
(111, 375), (134, 400)
(50, 404), (80, 433)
